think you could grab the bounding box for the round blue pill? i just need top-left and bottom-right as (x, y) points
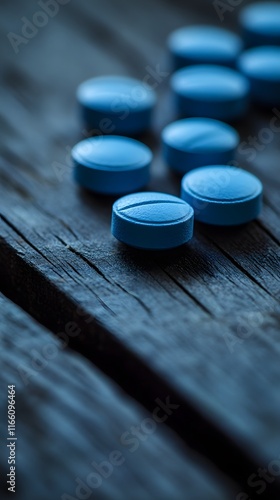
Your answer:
(111, 192), (194, 249)
(167, 25), (243, 71)
(77, 76), (157, 136)
(72, 136), (152, 195)
(171, 65), (250, 121)
(181, 165), (263, 226)
(240, 2), (280, 47)
(238, 46), (280, 107)
(162, 118), (239, 174)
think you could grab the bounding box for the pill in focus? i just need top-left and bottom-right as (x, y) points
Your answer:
(111, 192), (194, 249)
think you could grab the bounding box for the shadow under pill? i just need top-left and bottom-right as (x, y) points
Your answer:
(196, 220), (265, 255)
(113, 239), (214, 280)
(196, 221), (250, 237)
(148, 168), (182, 196)
(76, 186), (116, 215)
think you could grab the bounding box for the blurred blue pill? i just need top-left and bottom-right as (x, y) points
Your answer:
(167, 25), (243, 71)
(171, 65), (250, 121)
(238, 46), (280, 107)
(111, 192), (194, 249)
(72, 136), (152, 195)
(240, 2), (280, 47)
(162, 117), (239, 174)
(77, 76), (157, 135)
(181, 165), (263, 225)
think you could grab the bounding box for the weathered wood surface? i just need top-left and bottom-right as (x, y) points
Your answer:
(0, 293), (237, 500)
(0, 0), (280, 497)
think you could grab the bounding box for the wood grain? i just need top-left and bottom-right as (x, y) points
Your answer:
(1, 0), (280, 496)
(0, 292), (237, 500)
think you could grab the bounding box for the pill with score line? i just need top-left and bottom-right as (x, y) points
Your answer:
(162, 117), (240, 174)
(111, 192), (194, 249)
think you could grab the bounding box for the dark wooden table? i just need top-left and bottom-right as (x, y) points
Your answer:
(1, 0), (280, 499)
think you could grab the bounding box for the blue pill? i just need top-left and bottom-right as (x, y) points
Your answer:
(72, 136), (152, 195)
(240, 2), (280, 47)
(77, 76), (157, 136)
(167, 25), (243, 71)
(111, 192), (194, 249)
(181, 165), (263, 226)
(162, 118), (239, 174)
(171, 65), (250, 121)
(238, 46), (280, 107)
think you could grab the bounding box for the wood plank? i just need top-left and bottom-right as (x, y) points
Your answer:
(0, 292), (236, 500)
(1, 0), (280, 496)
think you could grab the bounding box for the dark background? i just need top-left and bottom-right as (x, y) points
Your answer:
(1, 1), (280, 500)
